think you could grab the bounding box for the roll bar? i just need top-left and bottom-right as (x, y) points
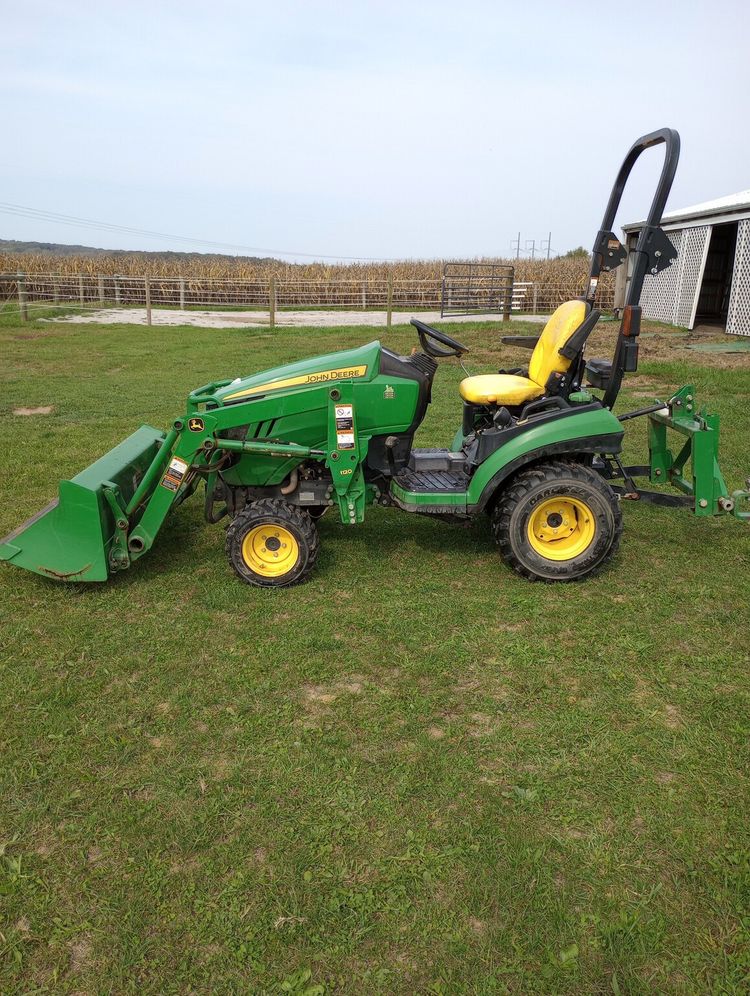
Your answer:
(586, 127), (680, 309)
(602, 128), (680, 234)
(578, 128), (681, 410)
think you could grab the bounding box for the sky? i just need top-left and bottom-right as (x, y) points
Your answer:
(1, 0), (749, 262)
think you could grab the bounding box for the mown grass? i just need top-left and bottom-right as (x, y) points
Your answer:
(1, 311), (749, 994)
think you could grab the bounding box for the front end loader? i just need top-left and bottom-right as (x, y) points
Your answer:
(2, 128), (748, 587)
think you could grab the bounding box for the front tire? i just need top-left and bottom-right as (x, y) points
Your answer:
(491, 460), (622, 581)
(225, 498), (319, 587)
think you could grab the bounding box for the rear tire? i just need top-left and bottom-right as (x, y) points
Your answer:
(225, 498), (319, 587)
(491, 460), (622, 581)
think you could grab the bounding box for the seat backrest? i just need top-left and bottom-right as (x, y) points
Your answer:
(528, 300), (588, 388)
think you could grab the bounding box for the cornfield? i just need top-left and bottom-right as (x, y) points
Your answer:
(0, 252), (615, 312)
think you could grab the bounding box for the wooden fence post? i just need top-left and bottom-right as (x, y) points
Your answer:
(98, 274), (105, 303)
(17, 272), (28, 321)
(79, 273), (85, 306)
(532, 282), (539, 315)
(179, 277), (185, 311)
(269, 276), (276, 329)
(362, 281), (366, 310)
(386, 274), (393, 328)
(114, 275), (121, 306)
(144, 275), (152, 326)
(53, 276), (59, 304)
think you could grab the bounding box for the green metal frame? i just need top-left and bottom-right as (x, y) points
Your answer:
(610, 386), (750, 522)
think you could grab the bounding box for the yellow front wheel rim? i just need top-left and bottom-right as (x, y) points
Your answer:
(242, 524), (299, 577)
(527, 496), (596, 561)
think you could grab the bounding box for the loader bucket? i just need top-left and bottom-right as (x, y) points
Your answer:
(0, 425), (166, 582)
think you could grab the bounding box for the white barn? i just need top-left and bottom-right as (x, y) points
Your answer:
(617, 191), (750, 334)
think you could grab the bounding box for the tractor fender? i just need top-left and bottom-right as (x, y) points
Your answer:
(466, 408), (623, 513)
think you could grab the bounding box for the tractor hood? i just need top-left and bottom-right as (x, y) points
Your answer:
(214, 340), (382, 405)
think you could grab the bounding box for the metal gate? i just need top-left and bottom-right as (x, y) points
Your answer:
(727, 220), (750, 335)
(440, 262), (514, 318)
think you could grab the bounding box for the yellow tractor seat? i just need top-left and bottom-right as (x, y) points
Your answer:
(459, 299), (588, 407)
(459, 373), (544, 406)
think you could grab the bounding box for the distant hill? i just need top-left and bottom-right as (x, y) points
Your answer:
(0, 238), (269, 263)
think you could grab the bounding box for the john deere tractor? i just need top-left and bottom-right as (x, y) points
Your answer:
(2, 128), (748, 587)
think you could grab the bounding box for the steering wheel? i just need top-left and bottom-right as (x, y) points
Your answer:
(410, 318), (470, 358)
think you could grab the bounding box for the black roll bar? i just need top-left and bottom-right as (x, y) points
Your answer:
(583, 128), (681, 410)
(602, 128), (680, 234)
(587, 128), (680, 308)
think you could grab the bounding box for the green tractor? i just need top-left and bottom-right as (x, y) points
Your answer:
(2, 128), (748, 587)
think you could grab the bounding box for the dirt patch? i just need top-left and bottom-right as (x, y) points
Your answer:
(13, 405), (54, 415)
(467, 711), (501, 738)
(125, 786), (155, 801)
(67, 936), (93, 973)
(298, 676), (366, 726)
(169, 856), (201, 875)
(302, 687), (337, 705)
(301, 676), (365, 706)
(273, 915), (306, 930)
(662, 704), (683, 729)
(587, 321), (750, 370)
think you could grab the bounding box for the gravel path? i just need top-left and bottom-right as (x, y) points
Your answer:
(44, 308), (546, 329)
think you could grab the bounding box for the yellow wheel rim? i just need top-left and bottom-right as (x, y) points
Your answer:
(241, 524), (299, 578)
(527, 496), (596, 561)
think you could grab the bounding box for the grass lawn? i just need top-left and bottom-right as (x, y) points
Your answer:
(1, 309), (749, 994)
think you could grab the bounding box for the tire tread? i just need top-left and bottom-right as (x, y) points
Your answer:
(225, 497), (319, 587)
(491, 460), (622, 581)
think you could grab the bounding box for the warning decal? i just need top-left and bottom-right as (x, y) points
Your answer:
(335, 404), (353, 430)
(335, 404), (355, 449)
(161, 456), (189, 492)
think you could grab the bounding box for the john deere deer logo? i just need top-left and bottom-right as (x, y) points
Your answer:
(188, 417), (205, 432)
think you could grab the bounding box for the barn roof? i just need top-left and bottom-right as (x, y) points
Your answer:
(623, 189), (750, 231)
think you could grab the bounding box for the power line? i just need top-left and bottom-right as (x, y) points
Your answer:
(0, 201), (401, 262)
(540, 231), (557, 260)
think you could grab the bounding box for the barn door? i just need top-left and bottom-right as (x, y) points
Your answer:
(638, 225), (711, 328)
(639, 230), (684, 323)
(726, 220), (750, 336)
(674, 226), (711, 328)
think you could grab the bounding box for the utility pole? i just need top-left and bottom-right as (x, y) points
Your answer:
(510, 232), (521, 259)
(525, 239), (537, 260)
(541, 232), (555, 260)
